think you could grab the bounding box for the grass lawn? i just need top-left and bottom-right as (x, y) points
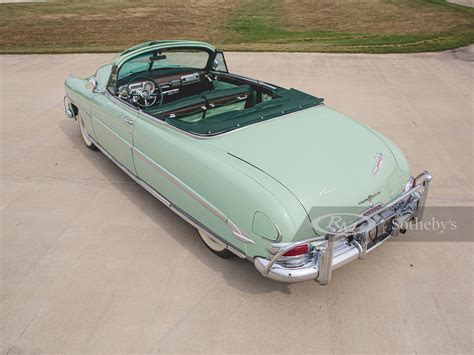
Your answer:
(0, 0), (472, 54)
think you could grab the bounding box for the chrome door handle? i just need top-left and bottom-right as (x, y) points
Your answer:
(122, 117), (134, 125)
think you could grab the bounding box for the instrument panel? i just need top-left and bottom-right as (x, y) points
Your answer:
(118, 71), (202, 104)
(157, 72), (201, 97)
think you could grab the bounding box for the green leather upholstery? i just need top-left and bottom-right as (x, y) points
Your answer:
(144, 95), (205, 117)
(167, 88), (324, 136)
(201, 85), (251, 103)
(145, 85), (252, 121)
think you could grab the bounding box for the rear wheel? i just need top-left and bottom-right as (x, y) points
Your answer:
(198, 228), (233, 258)
(78, 112), (98, 151)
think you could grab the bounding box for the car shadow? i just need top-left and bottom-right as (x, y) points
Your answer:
(59, 119), (294, 295)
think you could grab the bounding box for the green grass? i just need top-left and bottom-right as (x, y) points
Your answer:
(0, 0), (472, 54)
(221, 0), (474, 53)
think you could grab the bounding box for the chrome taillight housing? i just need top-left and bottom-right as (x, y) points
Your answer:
(404, 176), (415, 192)
(267, 241), (327, 268)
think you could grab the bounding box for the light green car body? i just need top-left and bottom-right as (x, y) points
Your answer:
(64, 40), (427, 283)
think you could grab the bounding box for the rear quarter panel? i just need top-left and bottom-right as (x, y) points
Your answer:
(133, 114), (312, 257)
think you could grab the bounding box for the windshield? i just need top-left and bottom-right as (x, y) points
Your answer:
(118, 48), (210, 80)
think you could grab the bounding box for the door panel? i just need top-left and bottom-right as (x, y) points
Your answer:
(132, 113), (247, 252)
(91, 93), (137, 174)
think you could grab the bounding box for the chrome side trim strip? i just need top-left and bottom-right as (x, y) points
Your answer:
(169, 205), (246, 259)
(132, 147), (255, 244)
(86, 134), (246, 258)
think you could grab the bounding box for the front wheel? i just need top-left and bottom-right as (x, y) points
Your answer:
(198, 228), (233, 258)
(78, 113), (98, 151)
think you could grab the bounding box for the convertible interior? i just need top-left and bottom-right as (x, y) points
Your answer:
(113, 49), (323, 136)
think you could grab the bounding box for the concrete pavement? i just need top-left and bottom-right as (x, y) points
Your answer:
(449, 0), (474, 7)
(1, 47), (473, 353)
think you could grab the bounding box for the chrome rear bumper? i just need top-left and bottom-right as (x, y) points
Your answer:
(254, 170), (432, 284)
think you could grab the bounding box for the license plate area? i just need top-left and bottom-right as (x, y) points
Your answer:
(366, 217), (395, 250)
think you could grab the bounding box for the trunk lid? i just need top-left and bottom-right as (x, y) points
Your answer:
(208, 105), (410, 220)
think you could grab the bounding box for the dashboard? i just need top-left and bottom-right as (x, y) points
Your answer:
(117, 71), (204, 107)
(157, 72), (201, 98)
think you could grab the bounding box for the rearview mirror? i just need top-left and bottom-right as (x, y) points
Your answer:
(149, 54), (167, 61)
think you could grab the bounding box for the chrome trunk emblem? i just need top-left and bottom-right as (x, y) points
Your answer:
(372, 153), (384, 175)
(358, 191), (381, 206)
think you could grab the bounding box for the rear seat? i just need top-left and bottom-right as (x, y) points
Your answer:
(145, 85), (252, 122)
(201, 85), (251, 118)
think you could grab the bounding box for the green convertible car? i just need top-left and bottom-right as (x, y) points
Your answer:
(64, 40), (432, 284)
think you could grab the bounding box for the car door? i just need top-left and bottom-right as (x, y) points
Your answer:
(91, 93), (137, 174)
(131, 112), (248, 252)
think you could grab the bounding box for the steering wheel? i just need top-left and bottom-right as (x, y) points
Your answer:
(127, 76), (163, 108)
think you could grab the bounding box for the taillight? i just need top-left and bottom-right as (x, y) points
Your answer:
(282, 244), (309, 257)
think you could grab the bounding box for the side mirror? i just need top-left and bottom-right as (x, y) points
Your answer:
(86, 77), (99, 93)
(211, 59), (219, 70)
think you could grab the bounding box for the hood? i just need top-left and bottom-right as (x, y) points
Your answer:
(208, 105), (410, 219)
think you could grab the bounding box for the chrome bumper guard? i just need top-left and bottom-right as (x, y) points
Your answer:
(254, 171), (432, 284)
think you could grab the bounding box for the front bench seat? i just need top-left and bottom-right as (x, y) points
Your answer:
(144, 85), (252, 122)
(144, 95), (206, 122)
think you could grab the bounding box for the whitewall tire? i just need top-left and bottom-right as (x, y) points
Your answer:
(198, 228), (233, 258)
(78, 113), (98, 151)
